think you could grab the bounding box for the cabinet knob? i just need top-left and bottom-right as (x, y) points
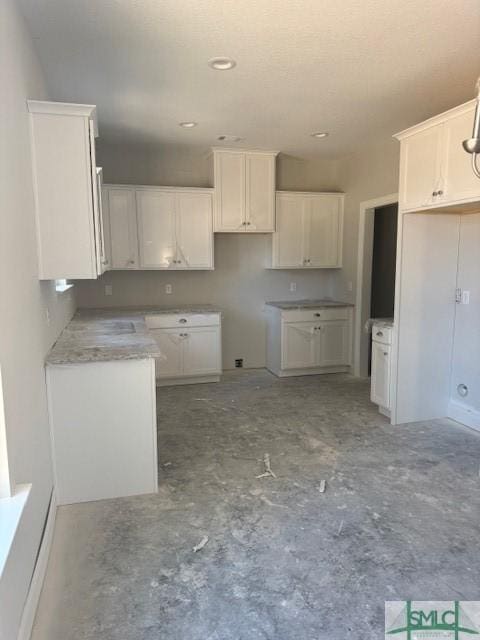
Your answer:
(179, 318), (187, 324)
(383, 352), (388, 356)
(247, 221), (251, 226)
(432, 191), (438, 197)
(437, 190), (443, 196)
(314, 313), (321, 317)
(128, 259), (135, 265)
(376, 331), (383, 337)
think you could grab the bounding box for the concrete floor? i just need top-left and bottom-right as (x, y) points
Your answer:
(32, 371), (480, 640)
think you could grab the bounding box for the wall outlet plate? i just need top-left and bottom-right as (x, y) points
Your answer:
(290, 282), (297, 292)
(165, 284), (172, 294)
(104, 284), (113, 296)
(235, 358), (243, 368)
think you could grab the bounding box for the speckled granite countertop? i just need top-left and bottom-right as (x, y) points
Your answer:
(46, 306), (222, 365)
(265, 299), (354, 310)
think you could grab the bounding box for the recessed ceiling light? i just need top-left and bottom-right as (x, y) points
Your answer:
(179, 121), (197, 128)
(208, 57), (236, 71)
(311, 132), (329, 138)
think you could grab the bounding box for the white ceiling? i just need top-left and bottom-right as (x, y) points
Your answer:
(19, 0), (480, 158)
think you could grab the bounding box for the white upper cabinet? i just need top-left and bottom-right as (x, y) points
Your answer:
(272, 192), (344, 268)
(106, 188), (139, 269)
(175, 192), (213, 269)
(104, 186), (214, 270)
(28, 100), (103, 280)
(213, 149), (278, 232)
(396, 100), (480, 213)
(137, 190), (176, 268)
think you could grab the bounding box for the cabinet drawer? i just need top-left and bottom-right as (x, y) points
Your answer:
(281, 307), (349, 323)
(372, 324), (393, 345)
(145, 313), (220, 329)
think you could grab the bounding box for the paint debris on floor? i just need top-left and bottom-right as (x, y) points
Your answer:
(31, 371), (480, 640)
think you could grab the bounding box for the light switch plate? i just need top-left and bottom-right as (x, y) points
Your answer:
(290, 282), (297, 292)
(165, 284), (172, 294)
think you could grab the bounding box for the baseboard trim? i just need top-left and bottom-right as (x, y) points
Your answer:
(156, 375), (220, 387)
(448, 400), (480, 433)
(267, 366), (350, 378)
(17, 491), (57, 640)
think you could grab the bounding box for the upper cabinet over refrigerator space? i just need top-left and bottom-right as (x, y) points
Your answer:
(28, 100), (106, 280)
(212, 148), (278, 232)
(395, 100), (480, 214)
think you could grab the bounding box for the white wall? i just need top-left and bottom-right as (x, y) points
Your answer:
(0, 3), (76, 639)
(331, 139), (400, 303)
(76, 144), (342, 369)
(449, 212), (480, 426)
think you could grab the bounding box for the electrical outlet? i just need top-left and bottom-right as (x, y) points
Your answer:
(104, 284), (113, 296)
(462, 290), (470, 305)
(290, 282), (297, 292)
(235, 358), (243, 368)
(165, 284), (172, 294)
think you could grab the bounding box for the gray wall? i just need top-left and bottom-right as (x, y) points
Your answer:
(76, 143), (342, 369)
(0, 3), (76, 637)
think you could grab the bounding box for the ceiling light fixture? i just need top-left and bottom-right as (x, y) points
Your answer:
(208, 57), (236, 71)
(311, 132), (329, 139)
(179, 121), (197, 128)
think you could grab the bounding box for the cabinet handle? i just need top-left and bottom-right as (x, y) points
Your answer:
(179, 318), (187, 324)
(128, 259), (135, 265)
(376, 331), (383, 337)
(383, 352), (388, 356)
(314, 313), (321, 317)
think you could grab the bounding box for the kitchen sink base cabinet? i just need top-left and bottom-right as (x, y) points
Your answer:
(266, 306), (353, 378)
(46, 358), (158, 505)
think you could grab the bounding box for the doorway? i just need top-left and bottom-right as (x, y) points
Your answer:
(368, 203), (398, 373)
(353, 193), (398, 378)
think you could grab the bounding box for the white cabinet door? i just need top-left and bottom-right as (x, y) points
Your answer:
(399, 124), (443, 211)
(136, 190), (176, 268)
(214, 152), (245, 231)
(442, 108), (480, 204)
(282, 322), (318, 369)
(183, 327), (221, 376)
(318, 321), (350, 366)
(371, 341), (391, 408)
(150, 329), (184, 378)
(108, 188), (139, 269)
(245, 153), (275, 231)
(307, 195), (342, 267)
(176, 192), (213, 269)
(272, 194), (305, 268)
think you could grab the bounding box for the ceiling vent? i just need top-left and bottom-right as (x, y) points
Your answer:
(217, 135), (243, 143)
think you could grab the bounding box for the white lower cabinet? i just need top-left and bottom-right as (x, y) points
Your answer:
(146, 313), (222, 385)
(371, 342), (391, 410)
(267, 306), (352, 377)
(370, 322), (393, 413)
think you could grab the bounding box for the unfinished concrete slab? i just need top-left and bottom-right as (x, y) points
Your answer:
(31, 371), (480, 640)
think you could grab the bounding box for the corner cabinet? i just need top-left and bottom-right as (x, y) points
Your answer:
(212, 149), (278, 232)
(395, 100), (480, 213)
(102, 185), (214, 270)
(28, 100), (107, 280)
(145, 313), (222, 385)
(271, 192), (344, 268)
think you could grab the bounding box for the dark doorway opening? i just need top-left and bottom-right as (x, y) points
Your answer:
(368, 202), (398, 373)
